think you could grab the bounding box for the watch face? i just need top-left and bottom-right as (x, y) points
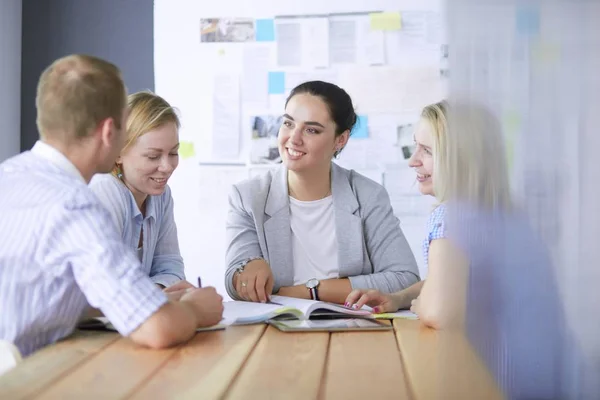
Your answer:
(306, 278), (319, 289)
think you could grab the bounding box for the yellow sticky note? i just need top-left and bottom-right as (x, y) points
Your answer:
(179, 141), (196, 159)
(532, 42), (560, 64)
(369, 12), (402, 31)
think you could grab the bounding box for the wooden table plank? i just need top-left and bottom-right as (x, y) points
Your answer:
(0, 330), (119, 400)
(35, 336), (177, 399)
(129, 325), (266, 400)
(225, 325), (329, 400)
(393, 319), (504, 400)
(321, 322), (412, 399)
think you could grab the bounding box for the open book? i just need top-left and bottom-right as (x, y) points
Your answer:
(223, 295), (372, 325)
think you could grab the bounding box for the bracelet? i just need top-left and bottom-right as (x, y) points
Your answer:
(235, 256), (264, 275)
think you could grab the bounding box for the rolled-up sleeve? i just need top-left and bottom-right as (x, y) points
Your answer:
(348, 186), (420, 293)
(51, 191), (167, 336)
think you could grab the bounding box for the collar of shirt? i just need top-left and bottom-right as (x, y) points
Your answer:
(31, 140), (86, 183)
(126, 186), (158, 222)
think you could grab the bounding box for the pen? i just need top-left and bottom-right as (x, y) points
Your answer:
(197, 277), (202, 288)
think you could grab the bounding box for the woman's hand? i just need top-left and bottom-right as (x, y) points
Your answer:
(233, 259), (274, 303)
(345, 289), (400, 313)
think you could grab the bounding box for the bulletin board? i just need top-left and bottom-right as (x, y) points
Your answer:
(154, 0), (447, 179)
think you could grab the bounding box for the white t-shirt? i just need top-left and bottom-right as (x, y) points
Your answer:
(289, 195), (340, 285)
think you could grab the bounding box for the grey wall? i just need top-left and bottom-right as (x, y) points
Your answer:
(0, 0), (22, 162)
(21, 0), (155, 151)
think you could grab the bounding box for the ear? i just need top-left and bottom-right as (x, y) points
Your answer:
(334, 130), (350, 152)
(98, 117), (115, 148)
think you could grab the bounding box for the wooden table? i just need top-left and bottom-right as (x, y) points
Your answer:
(0, 319), (504, 399)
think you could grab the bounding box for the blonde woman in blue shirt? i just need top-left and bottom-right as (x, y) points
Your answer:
(90, 91), (193, 291)
(346, 100), (501, 328)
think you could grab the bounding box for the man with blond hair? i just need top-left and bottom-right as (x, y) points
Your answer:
(0, 54), (223, 356)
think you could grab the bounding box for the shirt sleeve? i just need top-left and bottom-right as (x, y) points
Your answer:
(428, 204), (447, 242)
(149, 186), (185, 287)
(46, 188), (167, 336)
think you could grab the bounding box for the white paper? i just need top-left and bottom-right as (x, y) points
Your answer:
(385, 11), (443, 67)
(275, 16), (329, 68)
(275, 18), (302, 67)
(212, 74), (241, 159)
(357, 16), (385, 65)
(329, 14), (385, 66)
(302, 16), (329, 68)
(241, 45), (271, 109)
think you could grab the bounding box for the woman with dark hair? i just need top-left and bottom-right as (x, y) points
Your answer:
(224, 81), (419, 304)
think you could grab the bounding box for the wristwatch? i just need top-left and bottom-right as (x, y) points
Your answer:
(306, 278), (320, 301)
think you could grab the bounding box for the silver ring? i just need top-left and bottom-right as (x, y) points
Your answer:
(241, 282), (247, 287)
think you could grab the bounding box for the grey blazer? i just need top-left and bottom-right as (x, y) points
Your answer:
(224, 163), (420, 300)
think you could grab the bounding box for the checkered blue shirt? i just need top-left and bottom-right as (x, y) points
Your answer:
(422, 204), (447, 267)
(0, 142), (168, 356)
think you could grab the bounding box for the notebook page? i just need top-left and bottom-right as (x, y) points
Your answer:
(270, 296), (371, 317)
(224, 300), (302, 324)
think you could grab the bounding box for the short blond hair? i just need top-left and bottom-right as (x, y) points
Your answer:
(112, 91), (180, 176)
(36, 54), (126, 140)
(422, 100), (511, 209)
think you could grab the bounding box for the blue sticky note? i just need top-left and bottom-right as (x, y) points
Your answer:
(351, 115), (369, 139)
(256, 19), (276, 42)
(516, 6), (540, 35)
(268, 71), (285, 95)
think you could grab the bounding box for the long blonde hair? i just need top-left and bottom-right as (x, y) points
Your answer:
(112, 91), (180, 177)
(422, 100), (511, 209)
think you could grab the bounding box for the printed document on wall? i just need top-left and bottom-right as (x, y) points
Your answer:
(241, 45), (271, 109)
(385, 11), (443, 67)
(276, 16), (329, 68)
(329, 14), (385, 66)
(212, 74), (241, 160)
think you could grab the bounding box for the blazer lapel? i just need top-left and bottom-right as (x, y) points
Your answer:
(264, 166), (294, 288)
(331, 163), (365, 277)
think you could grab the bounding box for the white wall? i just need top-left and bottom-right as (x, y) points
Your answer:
(0, 0), (22, 162)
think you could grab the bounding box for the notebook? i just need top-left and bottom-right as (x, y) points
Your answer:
(269, 318), (392, 332)
(372, 310), (418, 320)
(223, 295), (372, 325)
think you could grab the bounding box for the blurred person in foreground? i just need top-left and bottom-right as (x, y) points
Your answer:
(347, 100), (567, 399)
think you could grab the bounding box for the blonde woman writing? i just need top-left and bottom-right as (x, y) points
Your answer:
(90, 91), (193, 292)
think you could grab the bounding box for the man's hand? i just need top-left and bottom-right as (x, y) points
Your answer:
(164, 280), (195, 293)
(180, 287), (224, 328)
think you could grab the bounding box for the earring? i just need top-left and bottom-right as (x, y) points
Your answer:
(116, 164), (123, 179)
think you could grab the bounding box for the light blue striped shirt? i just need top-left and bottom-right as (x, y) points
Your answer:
(89, 174), (185, 287)
(0, 141), (168, 356)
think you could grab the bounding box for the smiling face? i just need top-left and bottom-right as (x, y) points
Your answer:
(408, 118), (435, 196)
(118, 122), (179, 205)
(278, 93), (348, 173)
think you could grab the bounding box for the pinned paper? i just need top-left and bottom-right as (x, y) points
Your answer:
(256, 19), (276, 42)
(516, 5), (540, 35)
(369, 12), (402, 31)
(351, 115), (369, 139)
(268, 71), (285, 94)
(179, 141), (196, 159)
